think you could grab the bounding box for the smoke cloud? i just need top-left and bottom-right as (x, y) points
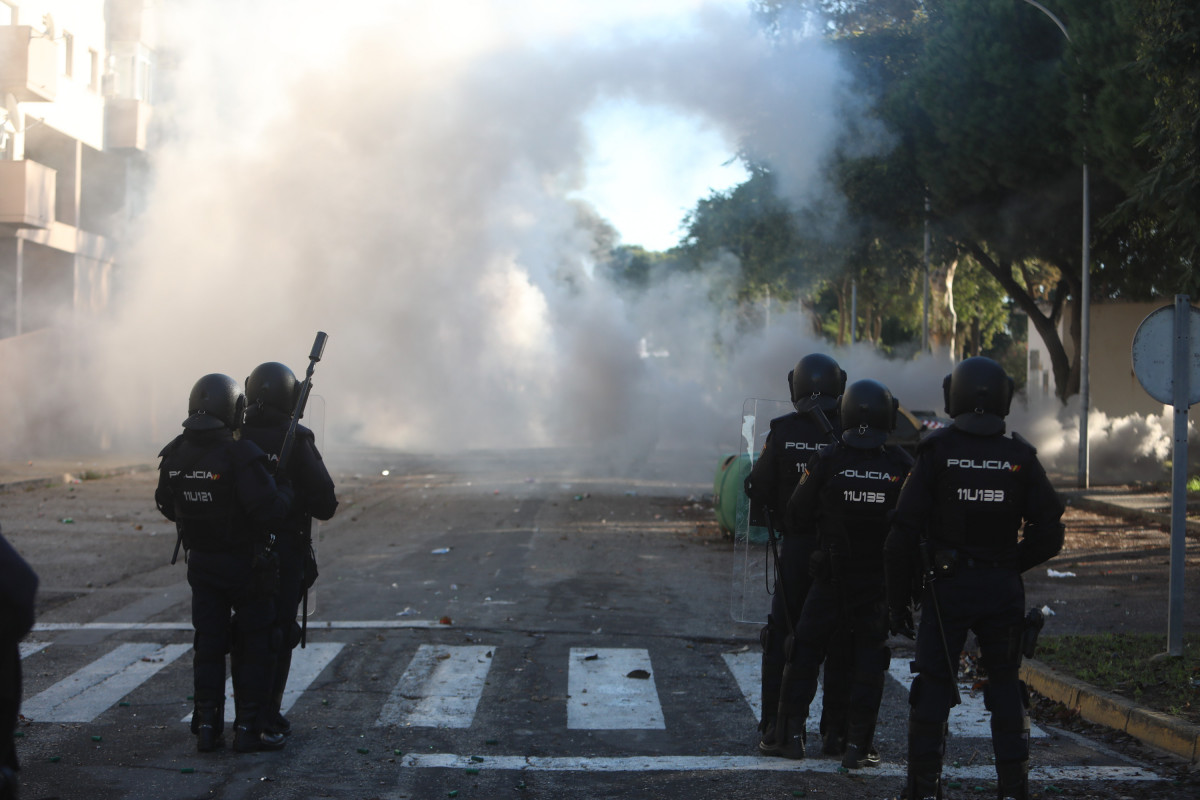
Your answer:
(81, 0), (889, 465)
(9, 1), (1184, 485)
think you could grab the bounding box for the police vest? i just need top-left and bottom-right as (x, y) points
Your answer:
(814, 445), (910, 572)
(926, 430), (1036, 555)
(163, 439), (257, 554)
(767, 411), (839, 513)
(241, 416), (316, 538)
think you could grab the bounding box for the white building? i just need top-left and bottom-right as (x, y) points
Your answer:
(0, 1), (153, 451)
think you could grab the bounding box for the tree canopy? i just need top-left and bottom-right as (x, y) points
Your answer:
(645, 0), (1189, 403)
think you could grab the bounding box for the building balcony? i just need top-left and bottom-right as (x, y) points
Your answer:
(105, 98), (151, 150)
(0, 26), (57, 102)
(0, 160), (56, 229)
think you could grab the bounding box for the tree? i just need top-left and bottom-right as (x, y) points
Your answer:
(1122, 0), (1200, 293)
(887, 0), (1159, 401)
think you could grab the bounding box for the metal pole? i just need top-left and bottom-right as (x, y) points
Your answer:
(850, 281), (857, 345)
(1167, 294), (1189, 657)
(1020, 0), (1090, 487)
(1078, 159), (1090, 488)
(923, 195), (931, 353)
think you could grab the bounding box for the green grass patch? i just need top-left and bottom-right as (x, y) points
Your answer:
(1036, 633), (1200, 723)
(1188, 475), (1200, 493)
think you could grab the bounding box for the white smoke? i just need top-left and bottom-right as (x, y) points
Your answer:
(1011, 396), (1199, 485)
(87, 0), (891, 467)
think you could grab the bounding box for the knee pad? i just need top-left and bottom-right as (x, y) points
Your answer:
(982, 671), (1022, 712)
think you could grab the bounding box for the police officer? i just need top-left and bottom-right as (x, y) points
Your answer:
(744, 353), (853, 758)
(884, 357), (1064, 800)
(0, 527), (37, 800)
(239, 362), (338, 738)
(784, 380), (912, 768)
(156, 373), (295, 754)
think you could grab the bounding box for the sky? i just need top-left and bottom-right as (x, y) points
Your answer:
(572, 96), (749, 250)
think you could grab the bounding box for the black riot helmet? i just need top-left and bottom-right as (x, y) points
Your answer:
(839, 379), (899, 449)
(788, 353), (847, 413)
(183, 373), (246, 431)
(943, 356), (1014, 435)
(246, 362), (299, 415)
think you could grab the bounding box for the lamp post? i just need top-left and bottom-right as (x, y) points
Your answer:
(1021, 0), (1090, 488)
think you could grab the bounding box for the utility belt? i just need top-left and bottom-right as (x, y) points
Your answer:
(925, 546), (1018, 579)
(809, 546), (883, 583)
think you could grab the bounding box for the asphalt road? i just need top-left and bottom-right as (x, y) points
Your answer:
(1, 446), (1187, 799)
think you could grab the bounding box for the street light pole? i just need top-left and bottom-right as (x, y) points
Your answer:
(1022, 0), (1090, 488)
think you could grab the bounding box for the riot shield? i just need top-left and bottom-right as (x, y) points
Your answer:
(727, 398), (793, 624)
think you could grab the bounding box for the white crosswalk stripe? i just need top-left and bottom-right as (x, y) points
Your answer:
(22, 642), (191, 723)
(886, 659), (1047, 739)
(12, 638), (1048, 740)
(721, 650), (824, 732)
(19, 642), (49, 659)
(722, 651), (1045, 740)
(567, 647), (665, 730)
(375, 643), (495, 729)
(180, 642), (345, 724)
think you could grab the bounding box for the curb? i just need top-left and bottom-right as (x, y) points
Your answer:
(1061, 490), (1200, 538)
(0, 463), (154, 492)
(1022, 660), (1200, 764)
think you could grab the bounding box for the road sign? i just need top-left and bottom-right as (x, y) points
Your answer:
(1130, 296), (1197, 658)
(1131, 301), (1200, 406)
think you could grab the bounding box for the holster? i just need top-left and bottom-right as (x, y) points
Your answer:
(252, 549), (281, 596)
(1021, 607), (1045, 659)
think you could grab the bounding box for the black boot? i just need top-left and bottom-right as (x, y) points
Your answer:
(841, 719), (881, 769)
(191, 704), (225, 753)
(902, 755), (943, 800)
(756, 717), (778, 755)
(233, 703), (286, 753)
(776, 715), (806, 759)
(264, 647), (292, 737)
(0, 765), (18, 800)
(820, 726), (846, 756)
(996, 759), (1029, 800)
(758, 715), (805, 759)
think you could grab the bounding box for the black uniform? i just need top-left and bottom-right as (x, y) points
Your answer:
(240, 406), (338, 733)
(744, 408), (852, 750)
(884, 425), (1064, 798)
(785, 440), (912, 765)
(0, 528), (37, 800)
(156, 427), (294, 748)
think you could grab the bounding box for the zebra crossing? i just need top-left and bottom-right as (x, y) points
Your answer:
(21, 635), (1038, 740)
(13, 632), (1167, 784)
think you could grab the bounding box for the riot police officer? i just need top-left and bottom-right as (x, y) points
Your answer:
(0, 527), (37, 800)
(884, 357), (1064, 800)
(156, 373), (295, 754)
(239, 362), (338, 738)
(744, 353), (853, 758)
(783, 380), (913, 768)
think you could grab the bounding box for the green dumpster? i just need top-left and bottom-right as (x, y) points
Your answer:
(713, 453), (768, 544)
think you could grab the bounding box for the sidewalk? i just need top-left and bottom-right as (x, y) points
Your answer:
(0, 455), (154, 492)
(1025, 487), (1200, 764)
(1, 461), (1197, 764)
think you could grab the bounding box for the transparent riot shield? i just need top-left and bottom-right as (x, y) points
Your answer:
(728, 398), (793, 623)
(300, 393), (325, 619)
